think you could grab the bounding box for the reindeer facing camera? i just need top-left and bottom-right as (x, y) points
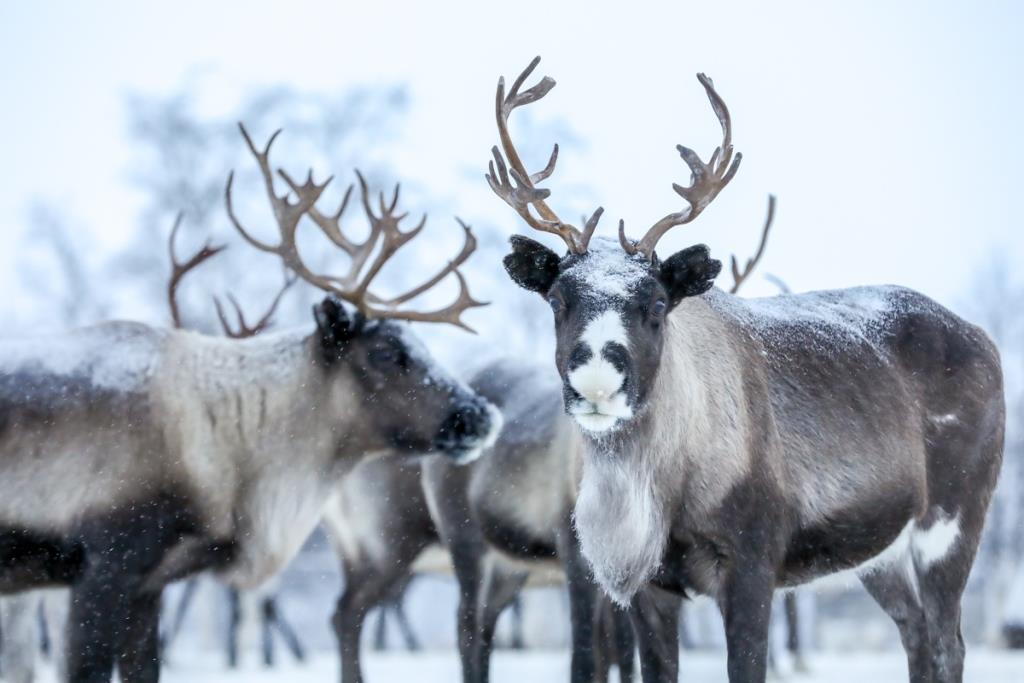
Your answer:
(486, 57), (1004, 683)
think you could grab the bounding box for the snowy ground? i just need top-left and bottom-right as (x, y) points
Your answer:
(21, 649), (1024, 682)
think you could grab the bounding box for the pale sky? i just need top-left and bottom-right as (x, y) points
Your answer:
(1, 1), (1022, 327)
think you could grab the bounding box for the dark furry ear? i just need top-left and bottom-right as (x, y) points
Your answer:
(502, 235), (561, 294)
(658, 244), (721, 309)
(313, 296), (363, 362)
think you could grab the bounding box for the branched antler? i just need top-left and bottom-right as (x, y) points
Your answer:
(167, 212), (227, 329)
(227, 123), (486, 331)
(213, 270), (298, 338)
(730, 195), (776, 294)
(729, 194), (774, 296)
(485, 56), (604, 255)
(619, 73), (743, 259)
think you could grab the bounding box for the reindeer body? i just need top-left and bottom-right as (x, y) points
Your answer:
(0, 322), (349, 590)
(486, 57), (1005, 682)
(572, 285), (1003, 682)
(0, 312), (498, 683)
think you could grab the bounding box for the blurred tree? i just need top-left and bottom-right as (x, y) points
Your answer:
(15, 201), (111, 327)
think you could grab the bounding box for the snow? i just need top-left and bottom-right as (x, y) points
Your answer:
(19, 649), (1024, 682)
(0, 320), (161, 392)
(704, 284), (941, 358)
(564, 236), (651, 300)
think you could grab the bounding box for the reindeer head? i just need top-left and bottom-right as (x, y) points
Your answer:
(487, 58), (763, 437)
(224, 125), (500, 463)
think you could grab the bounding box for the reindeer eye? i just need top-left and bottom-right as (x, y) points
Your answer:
(548, 297), (562, 314)
(652, 299), (667, 316)
(369, 347), (408, 368)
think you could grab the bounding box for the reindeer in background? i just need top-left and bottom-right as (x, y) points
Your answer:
(0, 121), (498, 682)
(159, 216), (307, 669)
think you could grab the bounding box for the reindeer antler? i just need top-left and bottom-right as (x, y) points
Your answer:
(485, 56), (604, 255)
(226, 123), (487, 331)
(729, 195), (776, 294)
(213, 270), (298, 339)
(167, 212), (227, 329)
(619, 74), (742, 259)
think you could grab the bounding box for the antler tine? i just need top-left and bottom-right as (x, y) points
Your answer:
(376, 217), (479, 308)
(167, 212), (227, 329)
(277, 169), (384, 288)
(352, 170), (426, 298)
(213, 270), (297, 339)
(227, 124), (355, 302)
(625, 73), (743, 259)
(579, 207), (605, 253)
(730, 195), (776, 294)
(376, 269), (488, 333)
(486, 56), (600, 255)
(279, 169), (358, 252)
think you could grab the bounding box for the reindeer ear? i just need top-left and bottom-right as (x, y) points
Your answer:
(313, 296), (362, 360)
(503, 235), (561, 295)
(658, 244), (721, 309)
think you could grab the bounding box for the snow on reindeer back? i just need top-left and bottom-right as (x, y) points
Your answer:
(0, 320), (162, 393)
(704, 285), (942, 359)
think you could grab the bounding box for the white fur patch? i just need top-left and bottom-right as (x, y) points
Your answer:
(574, 451), (667, 606)
(568, 311), (633, 433)
(854, 520), (919, 599)
(819, 512), (961, 600)
(912, 513), (960, 568)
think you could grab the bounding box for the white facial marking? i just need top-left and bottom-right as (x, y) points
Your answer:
(567, 310), (633, 433)
(912, 513), (960, 568)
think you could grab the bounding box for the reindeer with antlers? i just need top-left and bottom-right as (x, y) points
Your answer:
(487, 57), (1004, 683)
(0, 123), (498, 683)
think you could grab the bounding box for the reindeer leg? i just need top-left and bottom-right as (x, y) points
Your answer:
(115, 590), (162, 683)
(860, 567), (931, 683)
(611, 602), (637, 683)
(65, 564), (131, 683)
(477, 559), (528, 683)
(449, 541), (485, 683)
(629, 585), (680, 683)
(226, 588), (241, 669)
(719, 562), (774, 683)
(558, 525), (602, 683)
(333, 567), (409, 683)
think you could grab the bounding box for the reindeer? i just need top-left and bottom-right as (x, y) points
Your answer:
(162, 217), (308, 670)
(485, 57), (1005, 683)
(0, 123), (499, 683)
(323, 358), (637, 683)
(421, 358), (636, 683)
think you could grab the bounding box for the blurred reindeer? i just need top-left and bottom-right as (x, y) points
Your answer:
(158, 215), (307, 669)
(0, 122), (497, 682)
